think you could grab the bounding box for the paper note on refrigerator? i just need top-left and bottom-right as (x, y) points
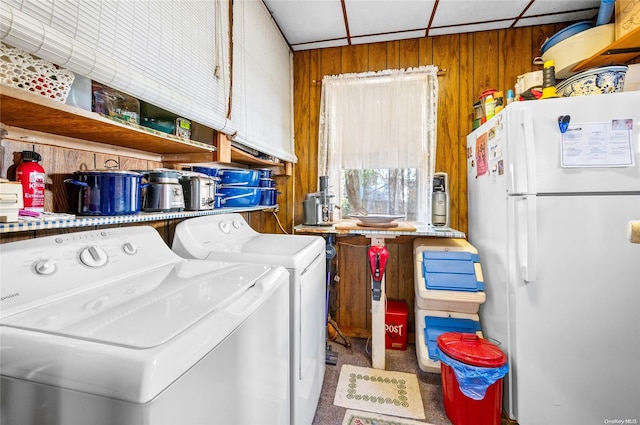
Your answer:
(560, 121), (635, 168)
(475, 132), (489, 176)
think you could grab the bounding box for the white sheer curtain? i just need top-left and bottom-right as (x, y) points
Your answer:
(318, 67), (438, 224)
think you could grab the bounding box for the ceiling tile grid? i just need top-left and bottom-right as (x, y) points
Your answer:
(263, 0), (601, 51)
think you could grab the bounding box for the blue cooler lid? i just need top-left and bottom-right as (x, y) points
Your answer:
(424, 316), (481, 361)
(422, 251), (484, 292)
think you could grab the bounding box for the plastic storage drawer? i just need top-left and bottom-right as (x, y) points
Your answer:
(414, 307), (483, 373)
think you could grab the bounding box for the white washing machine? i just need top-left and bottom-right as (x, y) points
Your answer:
(172, 213), (326, 425)
(0, 226), (290, 425)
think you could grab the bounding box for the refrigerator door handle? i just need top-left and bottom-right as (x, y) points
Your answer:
(515, 195), (538, 283)
(523, 109), (538, 195)
(509, 109), (537, 195)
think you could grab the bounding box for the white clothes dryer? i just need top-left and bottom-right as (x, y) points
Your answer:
(0, 226), (290, 425)
(172, 213), (326, 425)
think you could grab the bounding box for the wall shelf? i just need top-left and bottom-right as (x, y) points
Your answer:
(572, 27), (640, 72)
(1, 85), (294, 175)
(0, 205), (277, 234)
(0, 85), (217, 157)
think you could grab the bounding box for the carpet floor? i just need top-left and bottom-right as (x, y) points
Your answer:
(313, 338), (453, 425)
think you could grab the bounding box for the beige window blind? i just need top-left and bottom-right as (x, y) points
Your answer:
(231, 0), (296, 163)
(1, 0), (233, 134)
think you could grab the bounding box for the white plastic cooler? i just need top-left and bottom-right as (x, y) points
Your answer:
(413, 238), (486, 314)
(413, 238), (486, 373)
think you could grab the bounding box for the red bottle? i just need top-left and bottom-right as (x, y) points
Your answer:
(15, 151), (46, 212)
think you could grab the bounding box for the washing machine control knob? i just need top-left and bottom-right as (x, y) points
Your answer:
(122, 242), (138, 255)
(80, 245), (109, 268)
(219, 222), (230, 234)
(34, 259), (56, 275)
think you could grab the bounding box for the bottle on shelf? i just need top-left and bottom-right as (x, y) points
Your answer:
(506, 89), (515, 104)
(15, 150), (46, 212)
(485, 94), (496, 120)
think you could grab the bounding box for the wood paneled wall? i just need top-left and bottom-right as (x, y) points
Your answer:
(292, 24), (572, 234)
(2, 23), (637, 335)
(291, 24), (639, 336)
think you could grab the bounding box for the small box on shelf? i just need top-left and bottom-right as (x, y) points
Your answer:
(616, 0), (640, 40)
(92, 82), (140, 124)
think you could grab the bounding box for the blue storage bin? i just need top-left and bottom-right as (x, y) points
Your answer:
(424, 315), (481, 361)
(422, 251), (484, 292)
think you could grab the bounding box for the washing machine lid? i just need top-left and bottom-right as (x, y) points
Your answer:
(0, 259), (283, 403)
(1, 260), (269, 348)
(213, 234), (325, 269)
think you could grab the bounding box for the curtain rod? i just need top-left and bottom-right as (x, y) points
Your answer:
(312, 68), (446, 84)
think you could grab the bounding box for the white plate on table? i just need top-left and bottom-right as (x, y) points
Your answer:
(349, 214), (405, 227)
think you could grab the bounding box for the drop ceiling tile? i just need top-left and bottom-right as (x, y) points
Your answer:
(351, 29), (427, 45)
(431, 0), (530, 27)
(523, 0), (600, 16)
(345, 0), (435, 36)
(263, 0), (346, 45)
(429, 20), (516, 36)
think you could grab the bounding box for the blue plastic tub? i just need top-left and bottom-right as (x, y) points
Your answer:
(219, 186), (261, 207)
(219, 169), (260, 186)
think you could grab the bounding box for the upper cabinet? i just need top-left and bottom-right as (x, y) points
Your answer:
(0, 0), (296, 166)
(0, 86), (217, 157)
(0, 85), (292, 175)
(573, 27), (640, 72)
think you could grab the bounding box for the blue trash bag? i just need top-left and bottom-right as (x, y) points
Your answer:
(436, 345), (509, 401)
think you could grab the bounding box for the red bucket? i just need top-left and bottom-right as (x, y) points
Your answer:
(437, 332), (507, 425)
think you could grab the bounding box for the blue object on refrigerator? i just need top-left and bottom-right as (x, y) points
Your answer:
(424, 316), (481, 360)
(421, 251), (484, 292)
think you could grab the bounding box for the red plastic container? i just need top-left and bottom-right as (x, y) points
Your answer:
(437, 332), (507, 425)
(385, 300), (408, 350)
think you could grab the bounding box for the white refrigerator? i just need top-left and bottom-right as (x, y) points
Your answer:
(466, 91), (640, 425)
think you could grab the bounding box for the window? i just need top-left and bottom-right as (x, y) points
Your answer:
(318, 67), (438, 224)
(341, 168), (418, 219)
